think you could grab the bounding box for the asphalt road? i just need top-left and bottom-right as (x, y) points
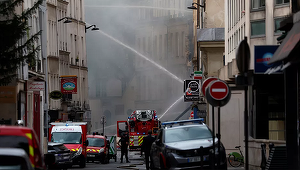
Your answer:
(69, 151), (245, 170)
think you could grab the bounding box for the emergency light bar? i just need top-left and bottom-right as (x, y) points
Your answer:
(161, 118), (204, 126)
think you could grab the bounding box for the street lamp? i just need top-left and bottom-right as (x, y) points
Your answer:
(58, 17), (72, 23)
(85, 25), (99, 33)
(187, 2), (205, 10)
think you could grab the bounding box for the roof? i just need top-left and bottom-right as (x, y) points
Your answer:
(48, 142), (64, 146)
(197, 28), (225, 42)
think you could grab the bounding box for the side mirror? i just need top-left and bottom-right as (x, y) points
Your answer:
(84, 140), (89, 146)
(44, 153), (55, 165)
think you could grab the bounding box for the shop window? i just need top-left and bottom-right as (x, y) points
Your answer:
(275, 0), (290, 5)
(274, 18), (285, 34)
(252, 0), (265, 9)
(268, 112), (285, 140)
(251, 20), (265, 36)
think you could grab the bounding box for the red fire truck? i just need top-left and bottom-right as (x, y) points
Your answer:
(117, 110), (160, 150)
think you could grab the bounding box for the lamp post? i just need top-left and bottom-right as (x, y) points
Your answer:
(58, 17), (72, 23)
(85, 25), (99, 33)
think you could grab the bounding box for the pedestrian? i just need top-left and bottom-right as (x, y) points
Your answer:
(142, 130), (155, 170)
(118, 131), (130, 163)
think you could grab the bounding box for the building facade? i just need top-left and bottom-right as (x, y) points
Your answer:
(220, 0), (291, 169)
(47, 0), (91, 133)
(86, 0), (194, 135)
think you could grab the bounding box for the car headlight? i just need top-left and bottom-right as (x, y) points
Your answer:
(99, 148), (104, 153)
(73, 147), (82, 158)
(165, 148), (177, 154)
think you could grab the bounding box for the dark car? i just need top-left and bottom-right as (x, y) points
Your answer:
(0, 148), (33, 170)
(45, 142), (72, 170)
(150, 119), (227, 170)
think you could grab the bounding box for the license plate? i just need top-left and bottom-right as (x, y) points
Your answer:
(188, 156), (201, 162)
(88, 155), (95, 157)
(63, 156), (70, 159)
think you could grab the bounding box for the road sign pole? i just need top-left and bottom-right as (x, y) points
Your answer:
(217, 106), (221, 169)
(245, 85), (249, 170)
(212, 106), (215, 170)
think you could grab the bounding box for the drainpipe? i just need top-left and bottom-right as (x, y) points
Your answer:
(39, 0), (48, 154)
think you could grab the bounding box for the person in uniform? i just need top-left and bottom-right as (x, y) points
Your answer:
(142, 130), (155, 170)
(118, 131), (130, 163)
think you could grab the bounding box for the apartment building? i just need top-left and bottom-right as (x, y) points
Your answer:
(47, 0), (91, 131)
(219, 0), (291, 169)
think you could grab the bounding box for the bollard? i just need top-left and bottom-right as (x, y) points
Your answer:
(260, 143), (267, 170)
(200, 146), (204, 170)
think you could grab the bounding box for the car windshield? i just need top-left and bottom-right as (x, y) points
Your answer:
(87, 138), (105, 147)
(0, 136), (29, 156)
(164, 126), (213, 143)
(0, 156), (30, 170)
(51, 132), (82, 144)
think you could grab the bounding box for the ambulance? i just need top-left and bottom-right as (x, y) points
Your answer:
(49, 122), (88, 168)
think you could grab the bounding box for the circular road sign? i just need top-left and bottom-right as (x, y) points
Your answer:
(209, 80), (229, 100)
(205, 80), (231, 107)
(201, 77), (218, 96)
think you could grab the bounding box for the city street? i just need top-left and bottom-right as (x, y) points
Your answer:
(69, 151), (244, 170)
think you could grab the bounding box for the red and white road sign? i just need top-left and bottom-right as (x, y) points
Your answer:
(201, 77), (218, 96)
(209, 80), (229, 100)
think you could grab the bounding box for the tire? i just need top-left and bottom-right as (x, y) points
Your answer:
(115, 155), (117, 162)
(228, 154), (242, 167)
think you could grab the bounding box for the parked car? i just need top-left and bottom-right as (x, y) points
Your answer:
(86, 134), (110, 164)
(0, 125), (46, 170)
(0, 148), (33, 170)
(150, 119), (227, 170)
(45, 142), (72, 170)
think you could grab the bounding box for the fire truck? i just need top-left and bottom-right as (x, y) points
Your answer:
(117, 110), (160, 150)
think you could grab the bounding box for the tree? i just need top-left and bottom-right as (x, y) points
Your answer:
(0, 0), (43, 86)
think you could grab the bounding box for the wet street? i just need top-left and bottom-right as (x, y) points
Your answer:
(68, 151), (245, 170)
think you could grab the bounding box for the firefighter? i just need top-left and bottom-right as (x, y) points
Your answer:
(142, 130), (155, 170)
(118, 131), (130, 163)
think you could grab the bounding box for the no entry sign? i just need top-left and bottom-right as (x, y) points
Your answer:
(205, 80), (231, 107)
(201, 77), (218, 96)
(209, 80), (229, 100)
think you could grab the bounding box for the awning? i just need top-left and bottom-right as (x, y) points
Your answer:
(268, 21), (300, 65)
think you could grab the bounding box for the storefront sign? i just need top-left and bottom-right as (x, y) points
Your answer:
(0, 86), (16, 103)
(27, 81), (45, 91)
(61, 76), (77, 94)
(254, 45), (280, 73)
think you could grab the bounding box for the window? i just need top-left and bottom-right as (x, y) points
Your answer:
(275, 0), (289, 5)
(251, 20), (265, 36)
(274, 18), (284, 33)
(252, 0), (265, 9)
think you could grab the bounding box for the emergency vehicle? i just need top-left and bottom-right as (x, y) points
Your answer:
(0, 126), (46, 170)
(49, 122), (88, 168)
(117, 110), (160, 150)
(86, 134), (109, 164)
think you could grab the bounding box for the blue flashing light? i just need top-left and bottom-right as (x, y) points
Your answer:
(128, 117), (131, 119)
(66, 123), (69, 126)
(161, 118), (204, 126)
(155, 116), (158, 118)
(137, 133), (139, 135)
(143, 133), (145, 134)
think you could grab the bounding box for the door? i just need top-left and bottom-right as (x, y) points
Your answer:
(33, 92), (40, 141)
(117, 121), (128, 137)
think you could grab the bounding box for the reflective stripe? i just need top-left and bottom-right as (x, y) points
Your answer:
(138, 136), (144, 146)
(87, 149), (90, 151)
(25, 133), (32, 140)
(92, 149), (96, 152)
(97, 149), (100, 152)
(29, 145), (34, 157)
(130, 136), (134, 146)
(72, 149), (76, 151)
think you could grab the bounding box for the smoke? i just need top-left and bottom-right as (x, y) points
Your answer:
(85, 0), (194, 132)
